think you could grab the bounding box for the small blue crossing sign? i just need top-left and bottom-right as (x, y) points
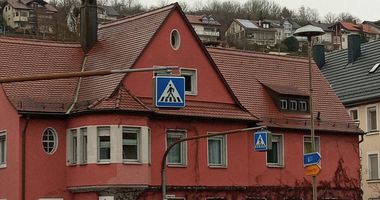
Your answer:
(254, 130), (271, 151)
(304, 152), (321, 166)
(154, 76), (185, 108)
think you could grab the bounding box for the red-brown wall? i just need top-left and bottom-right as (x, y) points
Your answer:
(0, 86), (21, 200)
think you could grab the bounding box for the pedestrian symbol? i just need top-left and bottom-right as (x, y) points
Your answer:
(255, 135), (266, 148)
(154, 76), (185, 108)
(158, 80), (183, 103)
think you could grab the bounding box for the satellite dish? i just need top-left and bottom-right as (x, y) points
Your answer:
(67, 5), (79, 33)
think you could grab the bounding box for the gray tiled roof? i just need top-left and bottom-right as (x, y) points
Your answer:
(321, 40), (380, 105)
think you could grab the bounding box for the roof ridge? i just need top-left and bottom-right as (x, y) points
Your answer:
(0, 36), (81, 48)
(207, 47), (309, 63)
(99, 3), (176, 29)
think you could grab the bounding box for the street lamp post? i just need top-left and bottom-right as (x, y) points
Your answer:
(294, 25), (325, 200)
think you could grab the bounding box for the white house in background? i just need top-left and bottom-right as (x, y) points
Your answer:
(97, 6), (119, 22)
(186, 14), (221, 44)
(2, 0), (57, 34)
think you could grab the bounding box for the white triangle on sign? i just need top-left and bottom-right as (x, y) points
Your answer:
(255, 135), (266, 148)
(158, 80), (183, 103)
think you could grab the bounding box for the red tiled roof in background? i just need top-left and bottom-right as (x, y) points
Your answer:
(76, 4), (175, 106)
(339, 22), (380, 34)
(0, 37), (83, 112)
(208, 47), (361, 133)
(261, 82), (308, 97)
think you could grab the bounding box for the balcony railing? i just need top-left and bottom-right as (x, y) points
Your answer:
(13, 16), (28, 22)
(195, 30), (220, 37)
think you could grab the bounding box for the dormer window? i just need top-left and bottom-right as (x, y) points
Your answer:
(299, 101), (308, 112)
(290, 100), (297, 111)
(280, 99), (288, 110)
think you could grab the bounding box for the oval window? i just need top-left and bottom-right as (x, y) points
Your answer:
(42, 128), (58, 154)
(170, 29), (181, 50)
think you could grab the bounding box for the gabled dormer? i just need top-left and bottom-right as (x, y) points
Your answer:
(261, 82), (309, 113)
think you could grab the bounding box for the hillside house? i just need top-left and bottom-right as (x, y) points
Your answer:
(186, 14), (221, 45)
(1, 0), (57, 34)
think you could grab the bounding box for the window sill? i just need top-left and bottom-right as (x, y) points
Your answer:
(367, 179), (380, 183)
(0, 164), (6, 169)
(97, 161), (111, 165)
(208, 165), (227, 169)
(266, 164), (284, 168)
(167, 164), (187, 168)
(123, 161), (142, 165)
(185, 92), (197, 96)
(366, 131), (379, 136)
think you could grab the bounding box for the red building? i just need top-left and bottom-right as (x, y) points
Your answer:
(0, 2), (362, 200)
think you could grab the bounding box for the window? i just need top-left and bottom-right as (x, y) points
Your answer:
(70, 129), (77, 164)
(180, 69), (197, 95)
(98, 127), (111, 162)
(369, 153), (379, 180)
(369, 63), (380, 73)
(304, 136), (320, 154)
(99, 197), (114, 200)
(80, 128), (87, 164)
(290, 100), (297, 111)
(367, 106), (377, 132)
(42, 128), (58, 154)
(349, 108), (359, 122)
(208, 135), (226, 167)
(299, 101), (308, 112)
(0, 132), (6, 168)
(167, 131), (186, 165)
(170, 29), (181, 50)
(280, 99), (288, 110)
(20, 11), (27, 17)
(267, 134), (283, 166)
(123, 127), (140, 162)
(15, 12), (19, 16)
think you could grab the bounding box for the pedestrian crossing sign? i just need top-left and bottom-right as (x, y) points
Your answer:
(154, 76), (185, 108)
(254, 131), (272, 151)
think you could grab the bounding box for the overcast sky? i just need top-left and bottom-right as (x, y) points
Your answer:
(142, 0), (379, 21)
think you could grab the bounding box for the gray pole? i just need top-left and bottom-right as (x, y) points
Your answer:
(307, 35), (317, 200)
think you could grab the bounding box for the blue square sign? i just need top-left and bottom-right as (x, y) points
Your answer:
(254, 131), (270, 151)
(154, 76), (185, 108)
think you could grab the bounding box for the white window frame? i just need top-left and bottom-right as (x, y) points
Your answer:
(122, 127), (141, 163)
(166, 130), (187, 166)
(99, 196), (114, 200)
(366, 104), (378, 133)
(303, 136), (320, 154)
(180, 68), (198, 95)
(42, 127), (58, 155)
(280, 99), (288, 110)
(290, 100), (297, 111)
(97, 126), (111, 163)
(368, 152), (380, 180)
(348, 107), (359, 122)
(207, 134), (227, 167)
(266, 134), (284, 167)
(0, 131), (7, 168)
(170, 29), (181, 50)
(79, 128), (88, 164)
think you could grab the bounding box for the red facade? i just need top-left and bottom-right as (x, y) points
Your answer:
(0, 3), (361, 200)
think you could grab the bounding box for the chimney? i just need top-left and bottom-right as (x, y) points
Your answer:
(80, 0), (98, 53)
(313, 44), (325, 69)
(348, 34), (361, 64)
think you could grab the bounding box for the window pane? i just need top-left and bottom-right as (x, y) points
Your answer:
(208, 139), (222, 165)
(368, 107), (377, 131)
(184, 75), (192, 92)
(123, 132), (138, 160)
(99, 136), (110, 160)
(167, 132), (185, 165)
(370, 154), (378, 179)
(0, 136), (5, 164)
(80, 128), (87, 163)
(304, 136), (320, 154)
(267, 142), (278, 163)
(42, 128), (57, 154)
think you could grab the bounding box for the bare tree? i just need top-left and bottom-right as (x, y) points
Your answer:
(338, 12), (360, 23)
(324, 12), (338, 24)
(295, 5), (320, 25)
